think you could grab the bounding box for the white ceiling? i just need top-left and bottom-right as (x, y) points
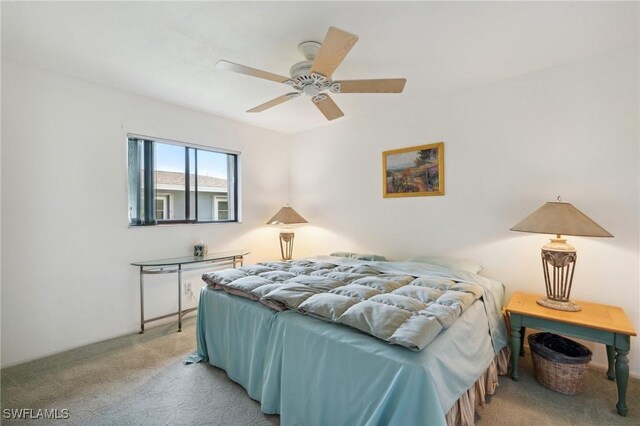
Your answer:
(2, 2), (638, 134)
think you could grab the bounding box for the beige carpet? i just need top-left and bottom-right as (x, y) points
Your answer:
(1, 317), (638, 425)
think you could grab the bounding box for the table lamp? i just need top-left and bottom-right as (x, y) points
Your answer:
(266, 206), (308, 260)
(510, 197), (612, 312)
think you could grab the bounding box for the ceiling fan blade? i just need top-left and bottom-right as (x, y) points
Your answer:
(310, 27), (359, 78)
(312, 94), (344, 121)
(335, 78), (407, 93)
(247, 93), (299, 113)
(217, 60), (290, 84)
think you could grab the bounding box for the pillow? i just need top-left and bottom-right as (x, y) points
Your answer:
(406, 256), (483, 274)
(330, 251), (386, 261)
(202, 269), (248, 285)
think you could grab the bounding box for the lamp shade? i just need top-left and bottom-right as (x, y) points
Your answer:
(266, 206), (308, 225)
(510, 201), (612, 238)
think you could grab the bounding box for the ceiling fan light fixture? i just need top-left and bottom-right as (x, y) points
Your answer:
(302, 84), (322, 97)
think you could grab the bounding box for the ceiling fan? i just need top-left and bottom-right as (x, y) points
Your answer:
(216, 27), (407, 121)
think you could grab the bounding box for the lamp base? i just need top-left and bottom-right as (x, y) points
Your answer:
(536, 297), (582, 312)
(279, 232), (295, 261)
(540, 243), (579, 312)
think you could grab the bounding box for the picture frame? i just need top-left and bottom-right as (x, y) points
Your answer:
(382, 142), (444, 198)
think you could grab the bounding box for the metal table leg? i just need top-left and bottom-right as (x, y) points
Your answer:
(178, 264), (182, 332)
(139, 266), (145, 334)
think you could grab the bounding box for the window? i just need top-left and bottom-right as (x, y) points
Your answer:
(127, 135), (238, 225)
(213, 196), (229, 221)
(155, 195), (168, 220)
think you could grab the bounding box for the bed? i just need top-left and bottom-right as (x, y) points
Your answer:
(186, 256), (510, 426)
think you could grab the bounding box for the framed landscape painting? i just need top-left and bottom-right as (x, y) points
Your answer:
(383, 142), (444, 198)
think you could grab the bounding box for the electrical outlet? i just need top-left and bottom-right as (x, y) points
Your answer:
(184, 282), (192, 294)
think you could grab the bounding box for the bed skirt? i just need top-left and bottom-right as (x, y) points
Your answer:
(445, 345), (511, 426)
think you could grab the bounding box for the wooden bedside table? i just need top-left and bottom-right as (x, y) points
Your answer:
(505, 292), (636, 416)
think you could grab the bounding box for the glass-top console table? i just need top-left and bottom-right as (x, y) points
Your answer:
(132, 250), (249, 333)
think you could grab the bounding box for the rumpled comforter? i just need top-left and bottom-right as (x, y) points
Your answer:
(202, 256), (507, 352)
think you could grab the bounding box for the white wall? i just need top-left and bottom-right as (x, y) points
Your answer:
(290, 48), (639, 376)
(1, 62), (291, 367)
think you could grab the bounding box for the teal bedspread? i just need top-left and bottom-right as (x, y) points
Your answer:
(186, 288), (277, 401)
(188, 286), (503, 425)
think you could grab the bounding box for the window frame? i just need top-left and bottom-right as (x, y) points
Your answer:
(127, 134), (240, 226)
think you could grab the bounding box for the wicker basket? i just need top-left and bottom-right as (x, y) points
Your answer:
(528, 333), (592, 395)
